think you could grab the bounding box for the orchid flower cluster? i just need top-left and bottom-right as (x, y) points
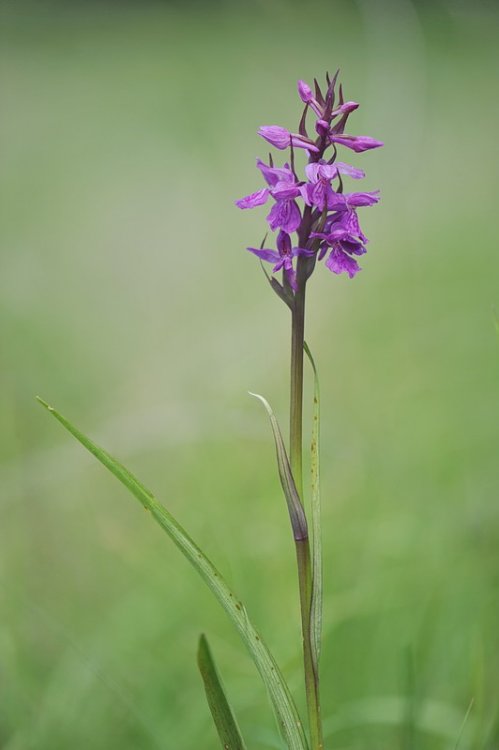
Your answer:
(236, 73), (383, 287)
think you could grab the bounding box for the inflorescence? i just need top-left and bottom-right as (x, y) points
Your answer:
(236, 72), (383, 289)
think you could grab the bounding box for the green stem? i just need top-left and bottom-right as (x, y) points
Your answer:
(290, 259), (324, 750)
(296, 540), (323, 750)
(290, 278), (305, 500)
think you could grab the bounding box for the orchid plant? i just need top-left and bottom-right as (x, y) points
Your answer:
(38, 71), (382, 750)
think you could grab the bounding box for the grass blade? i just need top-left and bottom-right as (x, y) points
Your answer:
(304, 342), (322, 670)
(37, 397), (309, 750)
(197, 634), (247, 750)
(249, 392), (308, 542)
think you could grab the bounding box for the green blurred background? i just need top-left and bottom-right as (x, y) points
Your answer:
(1, 1), (498, 748)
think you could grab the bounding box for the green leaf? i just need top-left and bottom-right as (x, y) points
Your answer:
(37, 397), (308, 750)
(249, 392), (308, 542)
(303, 342), (322, 670)
(259, 261), (293, 310)
(197, 634), (247, 750)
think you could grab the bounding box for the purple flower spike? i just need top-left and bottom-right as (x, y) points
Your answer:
(259, 125), (320, 153)
(329, 134), (384, 152)
(247, 231), (313, 291)
(236, 71), (382, 287)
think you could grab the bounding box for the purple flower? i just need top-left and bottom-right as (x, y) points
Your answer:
(236, 160), (302, 233)
(247, 231), (313, 291)
(313, 211), (366, 249)
(301, 162), (337, 211)
(301, 160), (366, 210)
(258, 125), (319, 153)
(312, 209), (370, 278)
(324, 209), (368, 244)
(329, 134), (384, 152)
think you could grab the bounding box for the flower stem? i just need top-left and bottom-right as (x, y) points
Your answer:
(296, 539), (323, 750)
(290, 258), (324, 750)
(290, 280), (306, 500)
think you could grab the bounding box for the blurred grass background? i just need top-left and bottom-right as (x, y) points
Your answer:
(1, 0), (498, 748)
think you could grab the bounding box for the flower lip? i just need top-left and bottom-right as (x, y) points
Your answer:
(266, 199), (301, 233)
(325, 247), (362, 278)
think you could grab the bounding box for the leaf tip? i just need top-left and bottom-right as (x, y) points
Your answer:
(248, 391), (269, 410)
(36, 396), (54, 412)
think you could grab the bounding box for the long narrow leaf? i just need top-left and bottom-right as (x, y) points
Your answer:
(37, 397), (309, 750)
(304, 342), (322, 669)
(249, 393), (308, 542)
(197, 634), (247, 750)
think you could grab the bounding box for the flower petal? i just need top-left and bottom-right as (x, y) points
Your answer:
(327, 190), (380, 211)
(343, 190), (380, 207)
(335, 162), (365, 179)
(297, 80), (314, 104)
(341, 239), (366, 256)
(329, 134), (384, 152)
(283, 257), (298, 291)
(331, 101), (359, 117)
(258, 126), (292, 150)
(235, 188), (270, 209)
(257, 159), (295, 187)
(276, 230), (292, 256)
(305, 163), (321, 183)
(272, 181), (301, 200)
(267, 200), (302, 233)
(325, 248), (361, 278)
(246, 246), (281, 263)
